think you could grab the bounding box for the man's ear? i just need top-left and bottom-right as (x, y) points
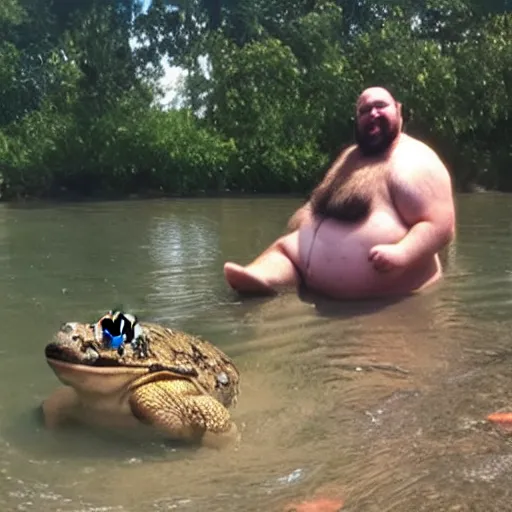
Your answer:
(396, 101), (402, 116)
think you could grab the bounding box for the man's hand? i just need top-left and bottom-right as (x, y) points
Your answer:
(368, 243), (408, 273)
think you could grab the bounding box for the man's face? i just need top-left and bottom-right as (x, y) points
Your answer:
(355, 91), (401, 156)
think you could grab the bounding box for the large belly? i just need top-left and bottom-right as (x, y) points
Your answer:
(298, 209), (411, 298)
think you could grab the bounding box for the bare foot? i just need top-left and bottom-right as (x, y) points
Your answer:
(223, 262), (277, 296)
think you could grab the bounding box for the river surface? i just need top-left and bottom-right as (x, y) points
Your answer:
(1, 194), (512, 511)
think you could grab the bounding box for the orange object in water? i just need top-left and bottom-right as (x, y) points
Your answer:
(487, 412), (512, 424)
(283, 497), (344, 512)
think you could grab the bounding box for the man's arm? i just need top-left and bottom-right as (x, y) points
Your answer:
(369, 147), (455, 271)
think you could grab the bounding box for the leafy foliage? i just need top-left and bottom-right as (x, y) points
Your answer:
(1, 0), (512, 198)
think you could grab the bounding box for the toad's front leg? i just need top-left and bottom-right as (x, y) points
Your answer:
(129, 379), (239, 448)
(41, 386), (81, 428)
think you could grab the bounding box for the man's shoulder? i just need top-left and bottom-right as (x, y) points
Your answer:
(398, 133), (439, 157)
(395, 134), (447, 171)
(388, 134), (453, 196)
(340, 143), (359, 158)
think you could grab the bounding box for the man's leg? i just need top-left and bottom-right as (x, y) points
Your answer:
(223, 231), (301, 295)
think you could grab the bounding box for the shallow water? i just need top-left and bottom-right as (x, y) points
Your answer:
(1, 194), (512, 511)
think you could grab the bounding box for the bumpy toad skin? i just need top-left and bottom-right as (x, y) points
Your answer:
(43, 317), (240, 448)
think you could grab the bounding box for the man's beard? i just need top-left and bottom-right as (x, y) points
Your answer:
(355, 118), (399, 156)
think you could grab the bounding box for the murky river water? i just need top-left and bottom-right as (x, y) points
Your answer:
(1, 194), (512, 511)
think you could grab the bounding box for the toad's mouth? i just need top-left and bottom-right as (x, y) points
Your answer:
(45, 344), (200, 378)
(44, 342), (123, 367)
(45, 356), (150, 376)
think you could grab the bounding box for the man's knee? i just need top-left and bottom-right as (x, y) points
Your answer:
(274, 231), (300, 266)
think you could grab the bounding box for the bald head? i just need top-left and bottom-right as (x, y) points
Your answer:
(356, 87), (396, 111)
(354, 86), (402, 156)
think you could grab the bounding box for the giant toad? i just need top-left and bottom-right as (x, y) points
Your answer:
(42, 310), (240, 448)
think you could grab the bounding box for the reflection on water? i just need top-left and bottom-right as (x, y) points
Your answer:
(1, 195), (512, 510)
(147, 211), (221, 323)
